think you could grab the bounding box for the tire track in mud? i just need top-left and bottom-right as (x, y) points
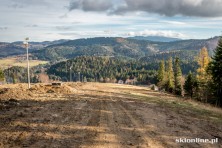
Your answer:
(52, 96), (101, 148)
(0, 94), (101, 148)
(88, 92), (164, 148)
(33, 98), (90, 148)
(117, 100), (164, 148)
(92, 99), (121, 148)
(109, 100), (147, 147)
(119, 99), (222, 148)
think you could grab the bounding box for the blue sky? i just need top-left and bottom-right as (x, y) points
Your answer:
(0, 0), (222, 42)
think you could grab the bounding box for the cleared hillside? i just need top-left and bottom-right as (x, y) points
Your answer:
(0, 83), (222, 147)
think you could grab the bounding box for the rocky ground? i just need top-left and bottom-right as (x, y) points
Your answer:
(0, 82), (222, 148)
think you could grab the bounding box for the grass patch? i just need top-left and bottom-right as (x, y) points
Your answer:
(125, 92), (222, 123)
(0, 57), (48, 69)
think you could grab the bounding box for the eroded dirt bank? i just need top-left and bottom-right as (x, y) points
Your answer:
(0, 83), (222, 148)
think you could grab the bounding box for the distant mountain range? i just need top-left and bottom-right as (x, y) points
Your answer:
(0, 36), (220, 61)
(33, 36), (219, 61)
(0, 39), (68, 58)
(128, 36), (182, 42)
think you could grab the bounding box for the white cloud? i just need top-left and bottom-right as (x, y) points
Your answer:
(124, 30), (187, 39)
(160, 21), (187, 25)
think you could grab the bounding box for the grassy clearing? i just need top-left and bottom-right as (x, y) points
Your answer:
(125, 91), (222, 123)
(0, 57), (48, 69)
(88, 83), (222, 123)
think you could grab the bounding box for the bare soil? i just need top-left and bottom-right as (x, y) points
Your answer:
(0, 82), (222, 148)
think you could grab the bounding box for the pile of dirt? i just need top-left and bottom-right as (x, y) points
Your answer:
(0, 84), (33, 100)
(0, 83), (78, 100)
(30, 83), (77, 94)
(0, 88), (9, 94)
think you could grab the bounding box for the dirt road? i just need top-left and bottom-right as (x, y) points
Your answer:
(0, 83), (222, 148)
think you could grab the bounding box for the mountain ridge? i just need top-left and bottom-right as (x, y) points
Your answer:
(128, 36), (182, 42)
(33, 36), (219, 61)
(0, 36), (220, 60)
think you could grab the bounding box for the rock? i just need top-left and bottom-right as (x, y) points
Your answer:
(0, 88), (9, 94)
(9, 98), (18, 103)
(4, 99), (19, 106)
(127, 141), (134, 146)
(17, 111), (25, 117)
(47, 89), (54, 93)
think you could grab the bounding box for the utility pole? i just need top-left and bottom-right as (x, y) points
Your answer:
(95, 73), (97, 82)
(73, 73), (75, 82)
(70, 65), (73, 82)
(23, 37), (30, 89)
(78, 72), (80, 82)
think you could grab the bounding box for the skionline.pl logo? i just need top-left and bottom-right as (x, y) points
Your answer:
(175, 138), (218, 144)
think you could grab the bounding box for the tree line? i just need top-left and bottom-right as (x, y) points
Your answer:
(157, 57), (183, 95)
(157, 37), (222, 107)
(47, 56), (158, 84)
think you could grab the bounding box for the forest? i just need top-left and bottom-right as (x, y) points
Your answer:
(0, 37), (221, 107)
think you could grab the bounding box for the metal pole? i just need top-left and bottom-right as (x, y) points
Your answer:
(70, 67), (72, 82)
(25, 38), (31, 89)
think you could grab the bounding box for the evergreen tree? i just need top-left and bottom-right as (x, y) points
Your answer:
(157, 60), (165, 87)
(174, 57), (183, 95)
(166, 57), (174, 93)
(0, 68), (5, 82)
(208, 37), (222, 106)
(184, 72), (197, 98)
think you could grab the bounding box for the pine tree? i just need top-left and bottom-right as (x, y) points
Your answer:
(208, 37), (222, 106)
(157, 60), (165, 87)
(0, 68), (5, 82)
(174, 57), (183, 95)
(166, 57), (174, 93)
(184, 72), (197, 98)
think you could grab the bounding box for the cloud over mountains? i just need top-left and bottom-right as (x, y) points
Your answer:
(69, 0), (113, 12)
(69, 0), (222, 17)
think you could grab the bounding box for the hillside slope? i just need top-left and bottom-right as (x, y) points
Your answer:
(128, 36), (182, 42)
(0, 42), (26, 58)
(0, 40), (68, 58)
(1, 37), (219, 61)
(33, 37), (219, 61)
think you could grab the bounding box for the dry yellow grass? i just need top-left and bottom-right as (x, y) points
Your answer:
(0, 56), (48, 69)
